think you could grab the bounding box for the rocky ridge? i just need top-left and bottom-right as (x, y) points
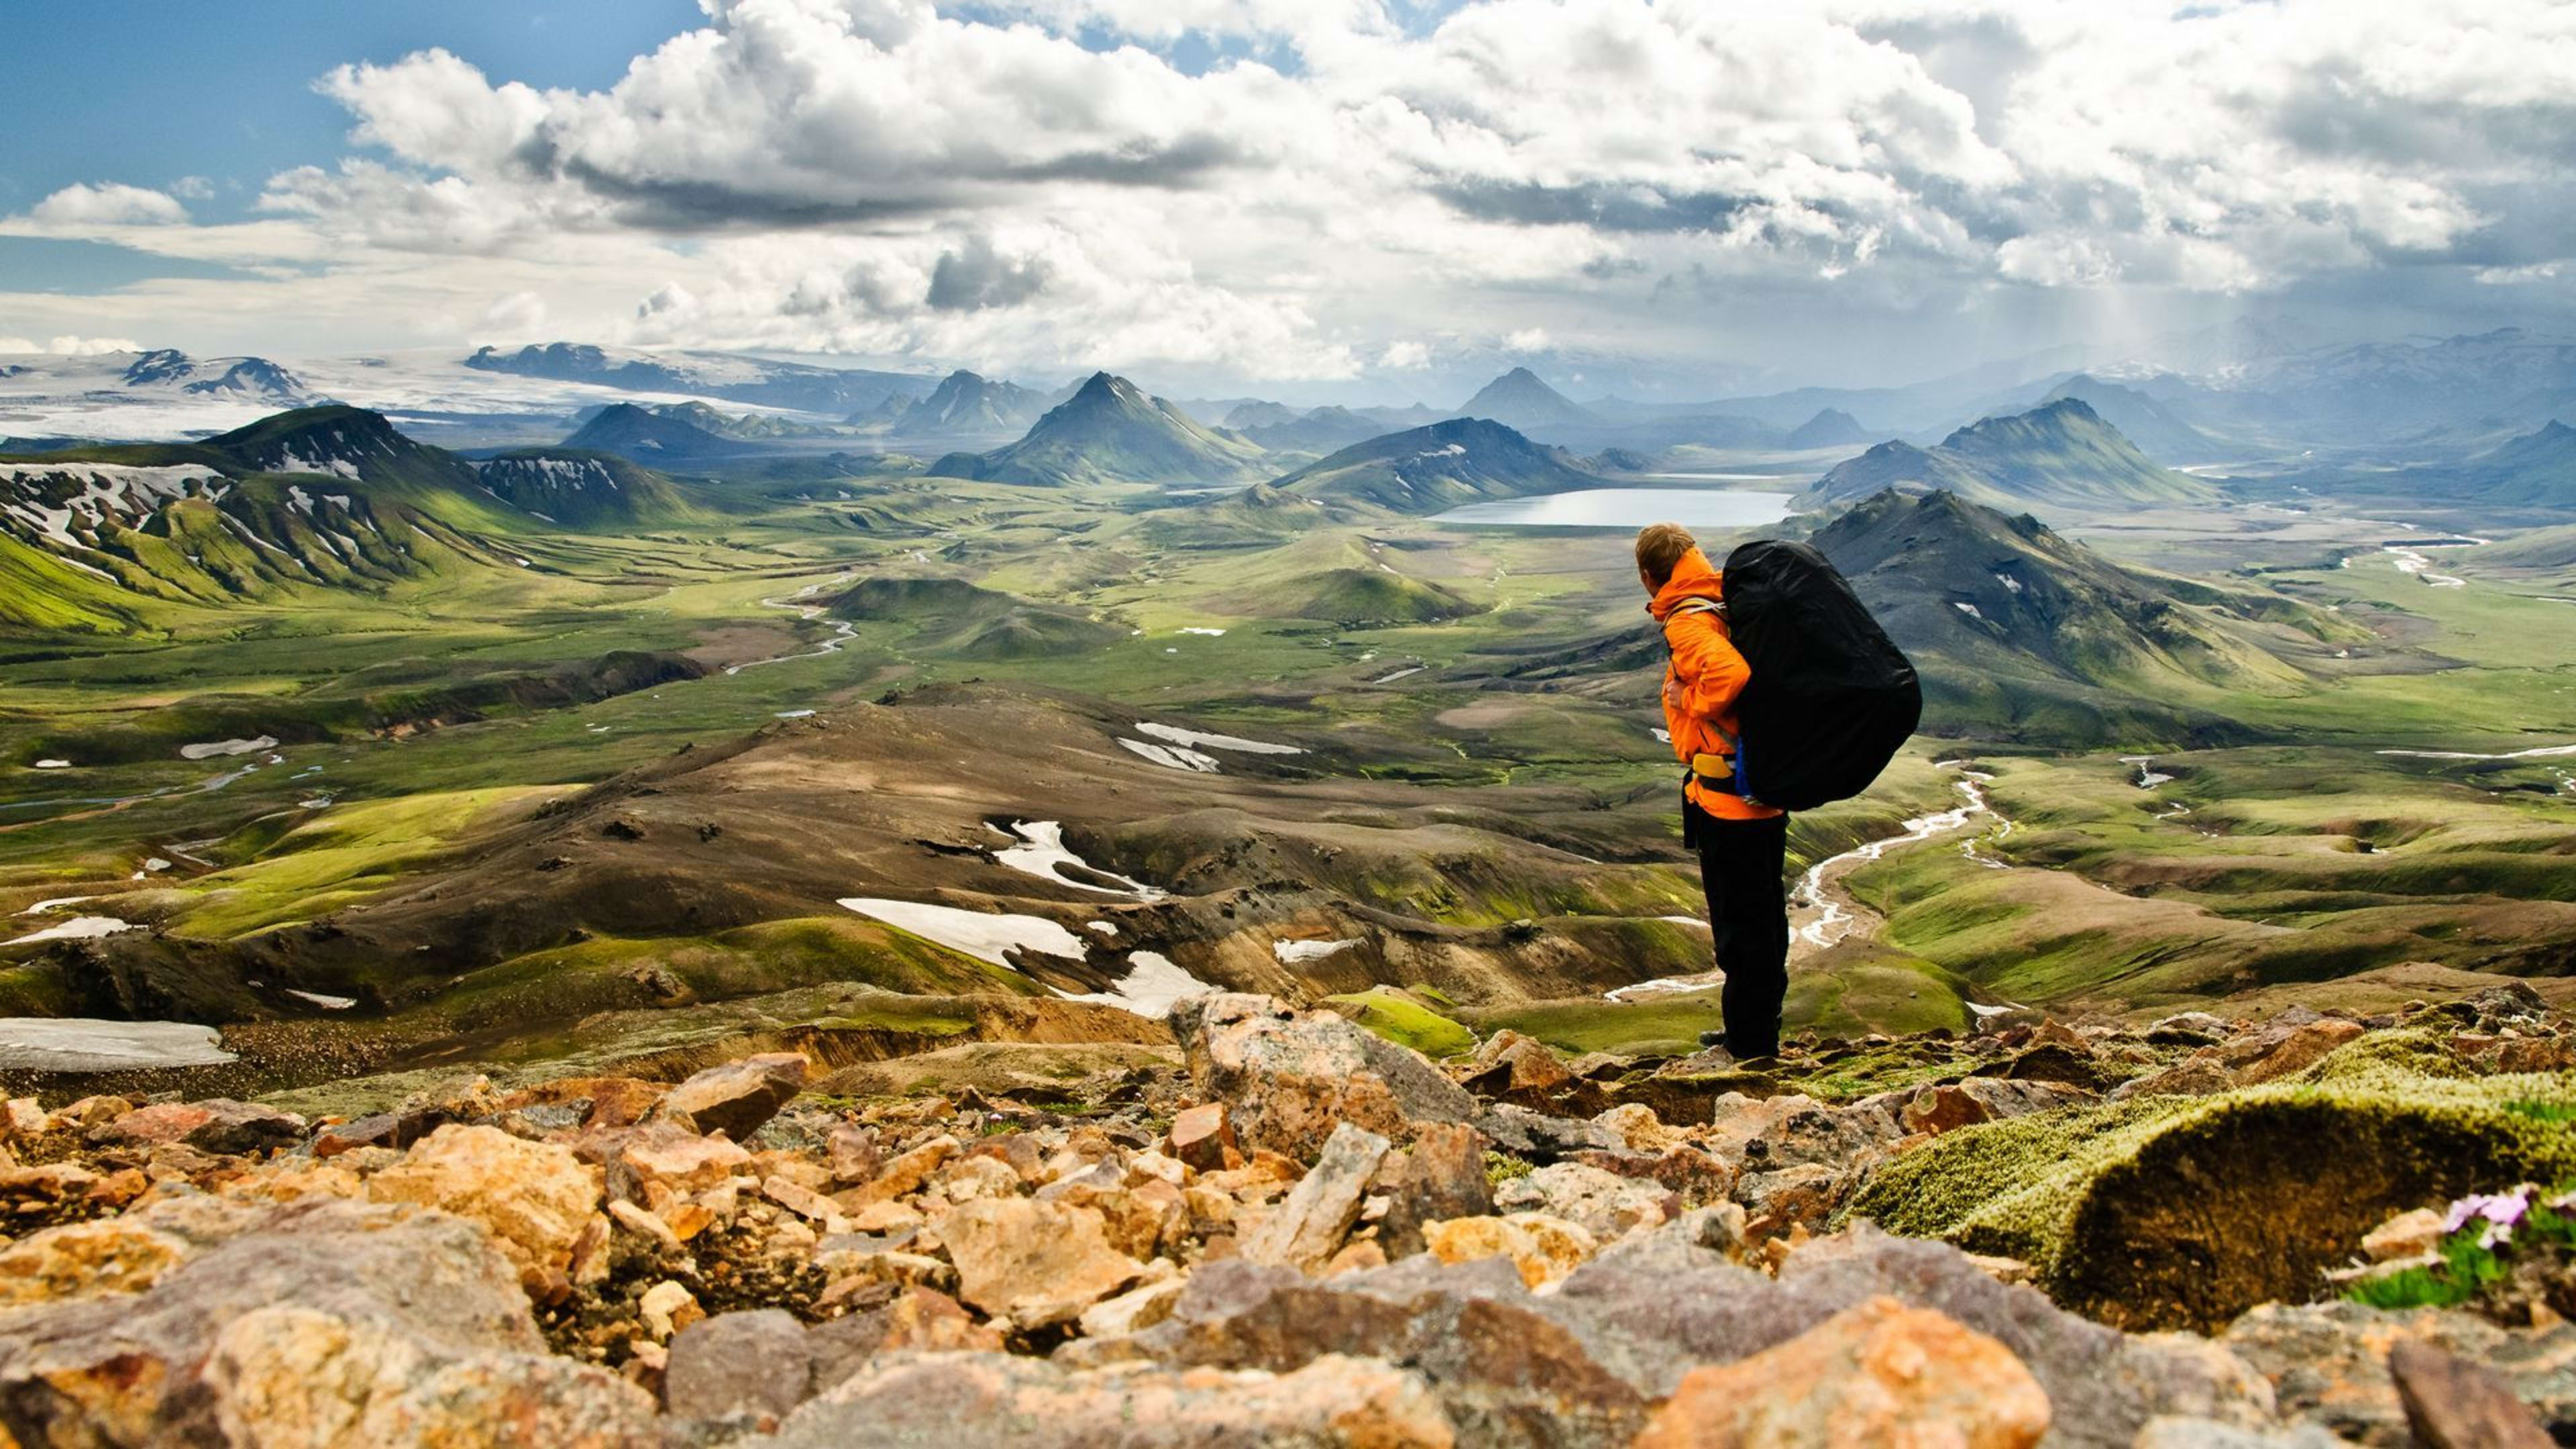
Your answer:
(0, 989), (2568, 1446)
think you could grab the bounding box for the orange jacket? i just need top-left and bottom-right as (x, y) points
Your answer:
(1651, 547), (1783, 820)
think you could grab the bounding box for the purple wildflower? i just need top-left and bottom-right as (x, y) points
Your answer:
(2441, 1185), (2532, 1246)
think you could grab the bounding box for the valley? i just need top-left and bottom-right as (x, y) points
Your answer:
(6, 333), (2576, 1448)
(5, 351), (2573, 1107)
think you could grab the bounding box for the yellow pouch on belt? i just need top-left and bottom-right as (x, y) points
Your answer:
(1690, 751), (1734, 782)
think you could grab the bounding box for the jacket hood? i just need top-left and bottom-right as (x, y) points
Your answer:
(1647, 545), (1726, 621)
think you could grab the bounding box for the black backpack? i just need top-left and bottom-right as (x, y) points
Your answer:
(1711, 539), (1920, 811)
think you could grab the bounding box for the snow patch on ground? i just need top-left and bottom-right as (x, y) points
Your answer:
(993, 820), (1165, 900)
(1085, 920), (1119, 937)
(285, 989), (357, 1010)
(1177, 627), (1227, 637)
(8, 916), (139, 945)
(1370, 666), (1426, 684)
(1953, 602), (1984, 619)
(1273, 938), (1360, 963)
(180, 735), (277, 761)
(0, 1018), (236, 1073)
(33, 759), (71, 769)
(2379, 742), (2576, 761)
(1136, 722), (1301, 756)
(1118, 738), (1221, 773)
(1059, 951), (1216, 1019)
(837, 898), (1086, 969)
(19, 896), (95, 916)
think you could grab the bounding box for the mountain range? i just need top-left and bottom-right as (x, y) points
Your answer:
(1806, 398), (2218, 513)
(879, 370), (1052, 439)
(926, 372), (1267, 487)
(1263, 417), (1601, 515)
(0, 408), (517, 632)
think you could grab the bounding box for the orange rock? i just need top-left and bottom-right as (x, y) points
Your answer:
(1631, 1295), (2050, 1449)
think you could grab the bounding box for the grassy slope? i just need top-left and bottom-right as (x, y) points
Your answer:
(5, 449), (2572, 1071)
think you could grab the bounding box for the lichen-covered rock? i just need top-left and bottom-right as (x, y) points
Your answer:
(936, 1197), (1144, 1326)
(2388, 1338), (2556, 1449)
(2220, 1300), (2576, 1446)
(1491, 1161), (1675, 1240)
(808, 1288), (1003, 1393)
(1082, 1254), (1650, 1444)
(1846, 1065), (2576, 1330)
(1893, 1079), (2093, 1136)
(1375, 1122), (1494, 1258)
(771, 1350), (1457, 1448)
(1629, 1295), (2051, 1448)
(663, 1308), (813, 1423)
(0, 1217), (198, 1307)
(1462, 1032), (1604, 1116)
(204, 1303), (657, 1448)
(655, 1052), (808, 1140)
(0, 1197), (641, 1447)
(1240, 1122), (1389, 1273)
(1422, 1214), (1598, 1289)
(365, 1124), (602, 1295)
(93, 1099), (306, 1157)
(1171, 994), (1479, 1162)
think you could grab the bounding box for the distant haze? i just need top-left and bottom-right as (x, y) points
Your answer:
(4, 1), (2575, 400)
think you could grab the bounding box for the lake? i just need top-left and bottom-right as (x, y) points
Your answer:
(1432, 487), (1797, 529)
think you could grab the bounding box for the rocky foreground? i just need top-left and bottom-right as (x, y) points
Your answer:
(1, 988), (2571, 1446)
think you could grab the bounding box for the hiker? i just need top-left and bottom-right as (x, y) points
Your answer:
(1638, 522), (1789, 1061)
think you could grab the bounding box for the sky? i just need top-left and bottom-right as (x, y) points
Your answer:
(4, 0), (2575, 402)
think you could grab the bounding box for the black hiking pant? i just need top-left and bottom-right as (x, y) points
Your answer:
(1687, 800), (1789, 1059)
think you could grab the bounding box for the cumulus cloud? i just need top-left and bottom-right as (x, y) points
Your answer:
(29, 183), (189, 226)
(13, 0), (2576, 382)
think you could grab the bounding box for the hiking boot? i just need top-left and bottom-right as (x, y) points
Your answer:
(1697, 1030), (1726, 1049)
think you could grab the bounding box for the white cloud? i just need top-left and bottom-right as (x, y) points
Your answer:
(0, 335), (147, 356)
(30, 183), (188, 226)
(480, 289), (549, 337)
(13, 0), (2576, 383)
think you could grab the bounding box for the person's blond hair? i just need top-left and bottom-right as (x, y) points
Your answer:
(1635, 522), (1697, 587)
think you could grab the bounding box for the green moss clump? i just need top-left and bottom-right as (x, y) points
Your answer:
(1849, 1063), (2576, 1333)
(1329, 986), (1476, 1059)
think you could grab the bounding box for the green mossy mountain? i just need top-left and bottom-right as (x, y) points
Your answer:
(561, 402), (742, 463)
(1265, 417), (1599, 516)
(1811, 489), (2360, 741)
(474, 450), (700, 527)
(1807, 398), (2220, 512)
(926, 372), (1267, 487)
(0, 409), (535, 633)
(2461, 420), (2576, 506)
(824, 574), (1126, 657)
(1283, 567), (1487, 624)
(2039, 374), (2222, 464)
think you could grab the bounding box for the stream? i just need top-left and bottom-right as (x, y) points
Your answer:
(1606, 763), (2009, 1001)
(725, 574), (858, 676)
